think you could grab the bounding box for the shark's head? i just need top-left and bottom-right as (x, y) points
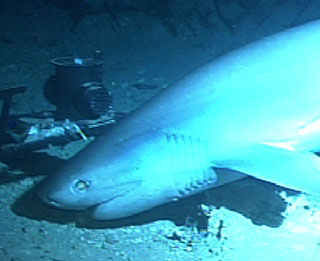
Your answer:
(39, 134), (180, 220)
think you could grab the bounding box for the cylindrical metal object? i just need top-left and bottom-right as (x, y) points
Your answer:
(49, 56), (107, 119)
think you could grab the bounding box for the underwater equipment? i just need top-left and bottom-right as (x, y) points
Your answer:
(0, 52), (117, 156)
(45, 51), (113, 120)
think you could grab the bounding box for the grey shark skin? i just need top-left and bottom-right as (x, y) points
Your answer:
(40, 20), (320, 220)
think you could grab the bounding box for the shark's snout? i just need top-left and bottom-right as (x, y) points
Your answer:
(40, 191), (60, 208)
(39, 169), (145, 216)
(39, 189), (74, 209)
(38, 176), (94, 211)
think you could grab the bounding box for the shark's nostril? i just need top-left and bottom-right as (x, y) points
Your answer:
(42, 194), (58, 207)
(39, 189), (61, 208)
(46, 197), (61, 207)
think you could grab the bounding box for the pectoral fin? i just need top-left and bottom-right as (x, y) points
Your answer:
(215, 144), (320, 195)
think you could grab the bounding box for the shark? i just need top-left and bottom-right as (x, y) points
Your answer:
(40, 20), (320, 220)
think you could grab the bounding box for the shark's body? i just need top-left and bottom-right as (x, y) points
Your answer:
(41, 20), (320, 220)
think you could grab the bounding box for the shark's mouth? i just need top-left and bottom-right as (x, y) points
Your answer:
(90, 181), (143, 220)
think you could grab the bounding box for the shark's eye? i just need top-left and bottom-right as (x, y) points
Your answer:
(73, 180), (90, 193)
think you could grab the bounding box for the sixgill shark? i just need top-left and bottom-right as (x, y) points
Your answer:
(40, 20), (320, 220)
